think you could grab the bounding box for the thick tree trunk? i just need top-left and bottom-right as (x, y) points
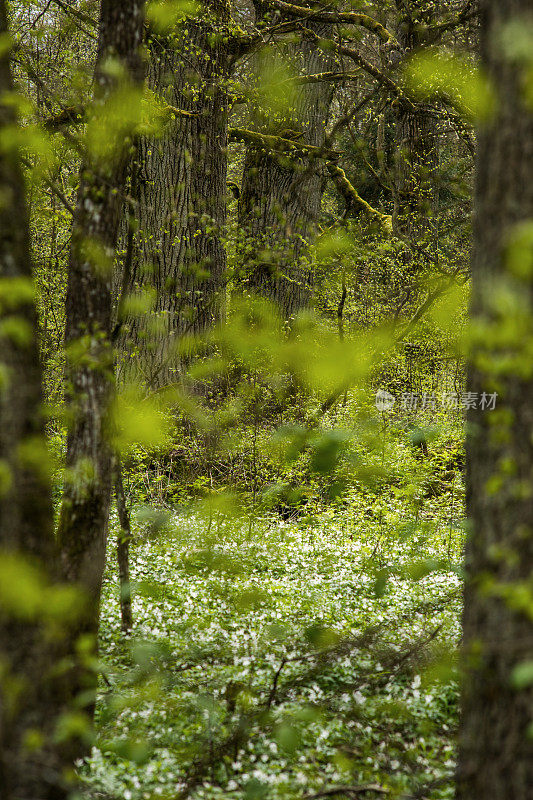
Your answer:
(117, 9), (230, 389)
(0, 2), (63, 796)
(392, 100), (437, 238)
(457, 1), (533, 798)
(57, 0), (145, 685)
(238, 13), (335, 319)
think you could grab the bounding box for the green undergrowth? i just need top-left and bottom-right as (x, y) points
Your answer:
(83, 476), (463, 800)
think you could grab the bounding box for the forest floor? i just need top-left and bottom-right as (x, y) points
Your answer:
(83, 490), (463, 800)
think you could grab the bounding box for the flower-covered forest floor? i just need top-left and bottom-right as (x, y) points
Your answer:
(84, 480), (462, 800)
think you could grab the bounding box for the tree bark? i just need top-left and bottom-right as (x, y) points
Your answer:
(238, 12), (336, 319)
(0, 2), (63, 795)
(392, 99), (437, 239)
(391, 0), (438, 240)
(392, 0), (438, 241)
(57, 0), (145, 680)
(116, 7), (230, 388)
(457, 1), (533, 798)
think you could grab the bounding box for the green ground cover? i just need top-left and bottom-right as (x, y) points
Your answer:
(85, 458), (463, 800)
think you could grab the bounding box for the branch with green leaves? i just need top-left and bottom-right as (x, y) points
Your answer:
(420, 0), (478, 45)
(262, 0), (399, 46)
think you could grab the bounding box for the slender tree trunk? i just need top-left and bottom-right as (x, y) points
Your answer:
(457, 1), (533, 797)
(238, 13), (335, 319)
(114, 456), (133, 632)
(117, 7), (230, 389)
(57, 0), (145, 689)
(0, 2), (64, 795)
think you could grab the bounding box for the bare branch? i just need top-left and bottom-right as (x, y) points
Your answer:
(287, 70), (367, 85)
(49, 0), (97, 29)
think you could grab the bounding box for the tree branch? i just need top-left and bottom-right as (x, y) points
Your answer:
(395, 268), (467, 343)
(44, 101), (198, 132)
(421, 0), (478, 44)
(304, 30), (414, 110)
(326, 162), (393, 234)
(229, 126), (338, 158)
(20, 155), (75, 216)
(287, 70), (368, 85)
(49, 0), (98, 37)
(263, 0), (399, 46)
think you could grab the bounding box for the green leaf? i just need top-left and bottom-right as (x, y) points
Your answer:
(0, 277), (35, 310)
(106, 737), (152, 764)
(0, 460), (12, 496)
(315, 229), (354, 260)
(0, 553), (44, 618)
(17, 435), (53, 485)
(0, 316), (33, 346)
(304, 623), (340, 650)
(309, 430), (350, 474)
(505, 221), (533, 280)
(111, 387), (171, 453)
(0, 32), (13, 58)
(146, 0), (199, 32)
(511, 660), (533, 689)
(274, 722), (301, 754)
(119, 288), (156, 318)
(373, 569), (388, 597)
(54, 711), (93, 745)
(85, 86), (145, 163)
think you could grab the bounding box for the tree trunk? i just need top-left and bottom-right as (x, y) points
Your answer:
(457, 1), (533, 797)
(116, 8), (230, 389)
(238, 13), (335, 319)
(114, 456), (133, 632)
(392, 100), (437, 238)
(0, 2), (63, 795)
(57, 0), (145, 688)
(392, 0), (438, 240)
